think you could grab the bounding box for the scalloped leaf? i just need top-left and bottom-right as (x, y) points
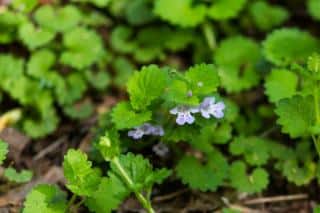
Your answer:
(60, 27), (105, 69)
(215, 36), (261, 93)
(230, 161), (269, 194)
(249, 1), (289, 31)
(229, 136), (271, 166)
(264, 69), (298, 103)
(34, 5), (82, 33)
(185, 64), (220, 95)
(111, 102), (152, 129)
(4, 167), (33, 183)
(308, 0), (320, 21)
(207, 0), (247, 20)
(63, 149), (101, 196)
(127, 65), (169, 110)
(85, 176), (129, 213)
(275, 95), (315, 138)
(176, 151), (228, 191)
(23, 184), (67, 213)
(19, 23), (55, 50)
(154, 0), (206, 27)
(263, 28), (319, 66)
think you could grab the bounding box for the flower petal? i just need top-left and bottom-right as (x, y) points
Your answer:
(185, 113), (195, 124)
(176, 114), (186, 125)
(170, 107), (179, 115)
(201, 110), (211, 119)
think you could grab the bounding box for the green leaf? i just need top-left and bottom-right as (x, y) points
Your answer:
(110, 26), (137, 54)
(185, 64), (220, 95)
(111, 102), (152, 129)
(222, 208), (241, 213)
(249, 1), (289, 31)
(125, 0), (155, 25)
(85, 176), (129, 213)
(12, 0), (38, 12)
(4, 167), (33, 183)
(211, 122), (233, 144)
(58, 73), (87, 105)
(189, 124), (217, 153)
(283, 159), (316, 186)
(113, 57), (135, 88)
(264, 69), (298, 103)
(154, 0), (206, 27)
(97, 129), (121, 161)
(176, 151), (228, 191)
(87, 153), (170, 212)
(0, 11), (26, 44)
(63, 101), (93, 119)
(127, 65), (168, 110)
(163, 125), (199, 143)
(215, 36), (261, 93)
(0, 140), (8, 165)
(230, 161), (269, 194)
(85, 70), (110, 90)
(23, 184), (67, 213)
(263, 28), (319, 66)
(27, 49), (56, 77)
(164, 79), (199, 105)
(207, 0), (247, 20)
(19, 23), (55, 50)
(308, 0), (320, 21)
(60, 27), (104, 69)
(34, 5), (82, 33)
(229, 136), (271, 166)
(71, 0), (110, 7)
(110, 153), (171, 190)
(313, 205), (320, 213)
(63, 149), (101, 196)
(275, 95), (315, 138)
(23, 107), (59, 138)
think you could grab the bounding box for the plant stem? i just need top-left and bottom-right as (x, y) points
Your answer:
(67, 194), (77, 211)
(312, 83), (320, 158)
(201, 22), (216, 51)
(112, 157), (155, 213)
(73, 197), (86, 211)
(314, 86), (320, 124)
(312, 135), (320, 157)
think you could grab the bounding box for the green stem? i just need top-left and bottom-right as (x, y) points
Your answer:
(201, 22), (216, 51)
(67, 194), (77, 211)
(314, 86), (320, 124)
(73, 197), (86, 211)
(112, 157), (155, 213)
(312, 83), (320, 158)
(312, 135), (320, 157)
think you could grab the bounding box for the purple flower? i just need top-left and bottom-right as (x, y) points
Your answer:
(128, 123), (165, 139)
(198, 97), (225, 119)
(151, 125), (164, 136)
(170, 106), (199, 125)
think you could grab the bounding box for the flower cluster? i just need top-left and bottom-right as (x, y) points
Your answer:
(170, 97), (225, 125)
(128, 97), (225, 139)
(128, 123), (164, 139)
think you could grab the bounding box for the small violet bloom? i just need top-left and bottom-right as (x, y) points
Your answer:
(151, 125), (165, 136)
(170, 106), (199, 125)
(198, 97), (225, 119)
(128, 123), (164, 140)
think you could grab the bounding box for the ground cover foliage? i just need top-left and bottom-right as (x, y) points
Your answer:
(1, 0), (320, 212)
